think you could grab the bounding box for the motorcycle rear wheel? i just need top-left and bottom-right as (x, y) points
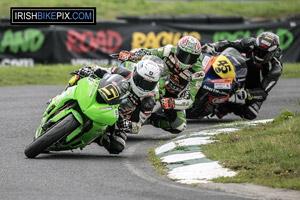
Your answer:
(24, 114), (80, 158)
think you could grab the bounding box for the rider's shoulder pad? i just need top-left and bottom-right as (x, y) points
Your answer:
(162, 45), (174, 57)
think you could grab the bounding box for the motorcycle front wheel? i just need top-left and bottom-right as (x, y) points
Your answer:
(24, 114), (80, 158)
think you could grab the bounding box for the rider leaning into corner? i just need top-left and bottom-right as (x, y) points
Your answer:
(71, 58), (161, 154)
(119, 36), (205, 134)
(202, 31), (283, 120)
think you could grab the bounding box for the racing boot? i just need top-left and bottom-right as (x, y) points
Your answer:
(98, 131), (127, 154)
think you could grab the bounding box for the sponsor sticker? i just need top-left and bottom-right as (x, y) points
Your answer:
(99, 107), (112, 111)
(192, 71), (205, 80)
(261, 40), (271, 47)
(202, 55), (210, 69)
(87, 77), (95, 85)
(114, 109), (119, 118)
(214, 83), (231, 89)
(211, 96), (228, 104)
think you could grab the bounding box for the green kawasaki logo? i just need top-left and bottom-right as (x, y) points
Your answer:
(213, 28), (293, 51)
(0, 28), (45, 54)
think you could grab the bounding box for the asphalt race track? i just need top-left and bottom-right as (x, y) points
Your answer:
(1, 78), (299, 200)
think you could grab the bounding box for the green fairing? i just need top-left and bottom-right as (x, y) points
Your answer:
(76, 77), (119, 125)
(35, 77), (120, 151)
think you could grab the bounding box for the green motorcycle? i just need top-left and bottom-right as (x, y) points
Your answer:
(24, 72), (130, 158)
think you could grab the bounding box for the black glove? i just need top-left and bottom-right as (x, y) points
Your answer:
(236, 88), (248, 100)
(119, 119), (133, 132)
(247, 89), (267, 101)
(202, 43), (216, 54)
(77, 66), (94, 77)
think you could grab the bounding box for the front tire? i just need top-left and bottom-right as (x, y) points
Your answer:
(24, 114), (80, 158)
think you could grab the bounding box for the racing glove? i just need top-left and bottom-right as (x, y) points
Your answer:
(246, 89), (267, 101)
(236, 88), (248, 100)
(119, 119), (133, 132)
(161, 97), (175, 110)
(201, 43), (216, 54)
(119, 119), (141, 134)
(118, 51), (135, 61)
(236, 88), (267, 102)
(77, 66), (94, 77)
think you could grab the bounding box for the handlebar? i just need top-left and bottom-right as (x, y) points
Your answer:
(70, 71), (98, 79)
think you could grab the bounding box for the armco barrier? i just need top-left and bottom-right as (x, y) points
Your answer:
(116, 15), (244, 24)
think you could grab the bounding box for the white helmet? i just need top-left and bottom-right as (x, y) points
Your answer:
(130, 59), (161, 97)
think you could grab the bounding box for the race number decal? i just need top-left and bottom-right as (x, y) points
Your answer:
(212, 56), (235, 79)
(99, 84), (120, 101)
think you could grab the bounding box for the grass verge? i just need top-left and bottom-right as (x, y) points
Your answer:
(0, 63), (299, 86)
(0, 65), (80, 86)
(148, 147), (166, 176)
(280, 63), (300, 79)
(201, 112), (300, 190)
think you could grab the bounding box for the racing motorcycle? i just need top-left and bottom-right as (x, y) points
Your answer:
(24, 72), (129, 158)
(186, 47), (248, 119)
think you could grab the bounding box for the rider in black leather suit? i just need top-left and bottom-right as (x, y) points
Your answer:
(202, 31), (283, 120)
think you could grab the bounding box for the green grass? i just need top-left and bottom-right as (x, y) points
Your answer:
(0, 62), (298, 86)
(1, 0), (300, 20)
(173, 145), (189, 151)
(0, 65), (80, 86)
(201, 113), (300, 190)
(281, 63), (300, 79)
(148, 147), (166, 176)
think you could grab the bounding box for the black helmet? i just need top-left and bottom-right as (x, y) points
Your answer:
(253, 32), (280, 64)
(98, 74), (130, 105)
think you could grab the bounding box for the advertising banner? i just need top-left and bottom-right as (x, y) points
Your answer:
(0, 18), (299, 66)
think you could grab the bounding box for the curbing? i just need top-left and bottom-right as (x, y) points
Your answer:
(155, 119), (273, 184)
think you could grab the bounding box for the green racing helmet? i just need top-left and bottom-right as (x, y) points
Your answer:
(175, 36), (201, 70)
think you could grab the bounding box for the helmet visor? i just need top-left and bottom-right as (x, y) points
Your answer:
(133, 70), (157, 91)
(254, 47), (275, 63)
(176, 46), (199, 65)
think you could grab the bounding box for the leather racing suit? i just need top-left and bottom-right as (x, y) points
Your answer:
(130, 45), (205, 133)
(208, 38), (283, 119)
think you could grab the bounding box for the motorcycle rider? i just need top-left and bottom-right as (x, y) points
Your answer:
(72, 58), (161, 154)
(202, 31), (283, 120)
(118, 36), (205, 133)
